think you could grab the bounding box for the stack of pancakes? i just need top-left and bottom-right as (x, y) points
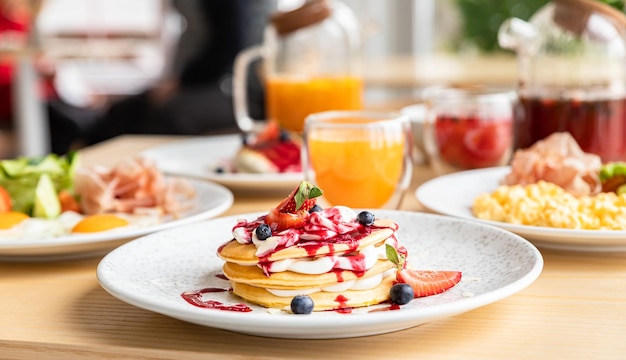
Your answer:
(217, 219), (400, 311)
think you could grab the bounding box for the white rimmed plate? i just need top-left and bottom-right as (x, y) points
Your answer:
(0, 179), (233, 261)
(140, 135), (302, 191)
(416, 167), (626, 252)
(97, 210), (542, 339)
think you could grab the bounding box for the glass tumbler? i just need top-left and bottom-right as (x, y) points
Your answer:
(302, 111), (413, 209)
(422, 86), (517, 175)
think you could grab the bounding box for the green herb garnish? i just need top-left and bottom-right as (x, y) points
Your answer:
(386, 244), (406, 270)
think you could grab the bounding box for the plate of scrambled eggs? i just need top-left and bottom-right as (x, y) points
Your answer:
(416, 167), (626, 252)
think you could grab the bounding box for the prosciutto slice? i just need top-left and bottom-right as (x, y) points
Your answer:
(503, 132), (602, 196)
(74, 157), (196, 215)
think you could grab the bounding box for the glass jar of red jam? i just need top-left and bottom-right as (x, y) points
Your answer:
(422, 86), (516, 175)
(499, 0), (626, 162)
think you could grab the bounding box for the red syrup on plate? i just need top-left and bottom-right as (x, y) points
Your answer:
(215, 273), (229, 281)
(181, 274), (252, 312)
(368, 303), (401, 313)
(181, 288), (252, 312)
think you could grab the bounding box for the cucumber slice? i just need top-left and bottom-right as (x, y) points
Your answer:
(33, 174), (61, 219)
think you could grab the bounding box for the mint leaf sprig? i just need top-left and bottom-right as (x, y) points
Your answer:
(386, 244), (406, 270)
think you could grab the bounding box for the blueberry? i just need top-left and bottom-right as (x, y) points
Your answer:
(309, 204), (323, 213)
(357, 211), (375, 226)
(279, 130), (290, 142)
(389, 283), (414, 305)
(255, 224), (272, 240)
(290, 295), (314, 314)
(240, 134), (249, 146)
(214, 166), (225, 174)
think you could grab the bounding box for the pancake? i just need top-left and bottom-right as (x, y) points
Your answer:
(218, 219), (396, 265)
(230, 275), (395, 311)
(223, 259), (395, 289)
(217, 199), (403, 312)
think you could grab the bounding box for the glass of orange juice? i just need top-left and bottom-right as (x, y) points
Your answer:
(302, 111), (413, 209)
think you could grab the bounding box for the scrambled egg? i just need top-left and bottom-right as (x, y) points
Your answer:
(472, 181), (626, 230)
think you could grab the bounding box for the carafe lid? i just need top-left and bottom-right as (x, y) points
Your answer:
(553, 0), (626, 36)
(270, 0), (332, 36)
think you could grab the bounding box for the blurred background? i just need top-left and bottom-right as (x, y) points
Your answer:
(0, 0), (622, 159)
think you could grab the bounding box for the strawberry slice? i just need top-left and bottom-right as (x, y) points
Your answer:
(265, 208), (309, 232)
(252, 120), (281, 145)
(275, 181), (322, 213)
(264, 181), (323, 232)
(396, 269), (462, 298)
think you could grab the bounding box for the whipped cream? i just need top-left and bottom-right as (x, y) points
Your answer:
(264, 239), (395, 274)
(265, 269), (396, 297)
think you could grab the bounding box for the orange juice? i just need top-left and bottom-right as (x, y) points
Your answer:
(266, 76), (363, 133)
(308, 130), (405, 208)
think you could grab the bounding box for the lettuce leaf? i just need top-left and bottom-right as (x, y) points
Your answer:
(0, 152), (79, 215)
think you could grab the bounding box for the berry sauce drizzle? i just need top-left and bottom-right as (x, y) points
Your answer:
(368, 303), (401, 312)
(181, 288), (252, 312)
(333, 295), (352, 314)
(181, 274), (252, 312)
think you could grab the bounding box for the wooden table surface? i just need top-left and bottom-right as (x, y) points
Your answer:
(1, 135), (625, 360)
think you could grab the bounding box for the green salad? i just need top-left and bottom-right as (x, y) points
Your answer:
(599, 162), (626, 195)
(0, 152), (79, 217)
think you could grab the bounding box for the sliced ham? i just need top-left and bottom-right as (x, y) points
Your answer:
(74, 157), (195, 216)
(503, 132), (602, 196)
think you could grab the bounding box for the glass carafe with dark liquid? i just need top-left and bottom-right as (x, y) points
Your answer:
(499, 0), (626, 162)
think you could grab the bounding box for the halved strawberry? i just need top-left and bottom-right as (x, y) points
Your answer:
(264, 181), (323, 232)
(396, 269), (462, 298)
(251, 120), (281, 145)
(275, 181), (322, 213)
(265, 208), (309, 232)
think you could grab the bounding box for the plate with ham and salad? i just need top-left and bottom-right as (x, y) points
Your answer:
(0, 154), (233, 260)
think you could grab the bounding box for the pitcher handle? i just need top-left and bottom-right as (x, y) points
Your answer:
(233, 45), (265, 133)
(498, 17), (536, 51)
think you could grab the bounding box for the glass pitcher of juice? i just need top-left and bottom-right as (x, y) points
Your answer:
(233, 0), (363, 134)
(498, 0), (626, 162)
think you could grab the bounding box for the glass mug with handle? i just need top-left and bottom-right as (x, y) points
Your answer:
(422, 86), (516, 176)
(302, 111), (413, 209)
(233, 0), (363, 134)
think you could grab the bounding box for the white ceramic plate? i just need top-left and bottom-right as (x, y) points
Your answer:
(0, 179), (233, 261)
(140, 135), (302, 191)
(97, 210), (542, 339)
(416, 167), (626, 252)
